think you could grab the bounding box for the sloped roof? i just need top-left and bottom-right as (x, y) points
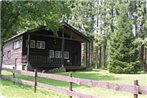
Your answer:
(4, 23), (92, 43)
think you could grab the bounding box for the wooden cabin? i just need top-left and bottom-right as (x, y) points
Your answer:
(2, 23), (92, 71)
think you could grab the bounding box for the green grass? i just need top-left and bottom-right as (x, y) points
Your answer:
(0, 79), (68, 98)
(1, 69), (147, 98)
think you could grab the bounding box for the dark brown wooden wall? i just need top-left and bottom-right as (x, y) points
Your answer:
(3, 36), (22, 70)
(22, 31), (81, 68)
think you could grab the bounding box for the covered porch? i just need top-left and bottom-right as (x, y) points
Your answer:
(23, 23), (92, 71)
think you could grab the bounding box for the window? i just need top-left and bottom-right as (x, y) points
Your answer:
(55, 51), (62, 58)
(49, 50), (54, 58)
(64, 51), (69, 59)
(30, 40), (35, 48)
(14, 40), (21, 49)
(7, 51), (11, 59)
(36, 41), (45, 49)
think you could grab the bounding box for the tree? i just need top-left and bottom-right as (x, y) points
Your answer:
(128, 0), (147, 71)
(108, 3), (140, 73)
(1, 1), (70, 42)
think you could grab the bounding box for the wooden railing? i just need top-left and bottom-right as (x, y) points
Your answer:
(1, 67), (147, 98)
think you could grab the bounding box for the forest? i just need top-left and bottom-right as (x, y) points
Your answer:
(1, 0), (147, 74)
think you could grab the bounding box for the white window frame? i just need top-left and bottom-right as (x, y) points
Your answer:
(49, 50), (54, 58)
(55, 51), (62, 58)
(36, 41), (45, 49)
(14, 40), (21, 49)
(30, 40), (35, 48)
(64, 51), (69, 59)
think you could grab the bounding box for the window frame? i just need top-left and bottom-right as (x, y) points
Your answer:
(64, 51), (69, 59)
(30, 40), (35, 48)
(55, 51), (62, 58)
(14, 40), (21, 49)
(49, 50), (54, 58)
(36, 41), (45, 49)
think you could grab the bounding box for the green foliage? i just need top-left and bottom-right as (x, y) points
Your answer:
(66, 0), (95, 39)
(1, 1), (70, 42)
(144, 38), (147, 48)
(108, 3), (140, 74)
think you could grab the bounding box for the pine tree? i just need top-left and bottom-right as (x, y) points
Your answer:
(108, 3), (140, 74)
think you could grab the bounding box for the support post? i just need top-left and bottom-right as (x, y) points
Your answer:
(88, 42), (91, 67)
(134, 80), (139, 98)
(34, 69), (37, 93)
(69, 73), (72, 98)
(85, 42), (88, 67)
(61, 31), (65, 67)
(13, 67), (15, 85)
(91, 42), (94, 66)
(15, 58), (17, 69)
(27, 34), (30, 70)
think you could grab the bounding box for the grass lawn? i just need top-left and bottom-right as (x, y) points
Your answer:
(0, 69), (147, 98)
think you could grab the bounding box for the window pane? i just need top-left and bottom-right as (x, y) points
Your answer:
(41, 41), (45, 49)
(14, 40), (21, 49)
(37, 41), (45, 49)
(49, 50), (54, 58)
(55, 51), (60, 58)
(30, 40), (35, 48)
(64, 51), (69, 59)
(37, 41), (41, 49)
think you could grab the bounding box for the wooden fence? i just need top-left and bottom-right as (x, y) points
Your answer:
(0, 67), (147, 98)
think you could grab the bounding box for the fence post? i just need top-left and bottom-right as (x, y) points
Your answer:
(15, 58), (17, 69)
(13, 67), (15, 84)
(69, 73), (73, 98)
(134, 80), (139, 98)
(34, 69), (37, 93)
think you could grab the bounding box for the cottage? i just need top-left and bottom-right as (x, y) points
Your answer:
(2, 23), (92, 71)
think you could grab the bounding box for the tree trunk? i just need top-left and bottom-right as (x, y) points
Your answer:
(96, 46), (99, 69)
(99, 44), (102, 68)
(103, 39), (107, 69)
(91, 42), (94, 67)
(140, 45), (144, 71)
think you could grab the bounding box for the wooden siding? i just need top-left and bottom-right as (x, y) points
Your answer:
(22, 31), (81, 68)
(2, 36), (22, 70)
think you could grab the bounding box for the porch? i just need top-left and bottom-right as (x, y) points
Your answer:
(22, 53), (85, 71)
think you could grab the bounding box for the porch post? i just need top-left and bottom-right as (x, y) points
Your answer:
(27, 34), (30, 70)
(91, 41), (94, 67)
(88, 42), (91, 67)
(85, 42), (88, 67)
(61, 30), (65, 67)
